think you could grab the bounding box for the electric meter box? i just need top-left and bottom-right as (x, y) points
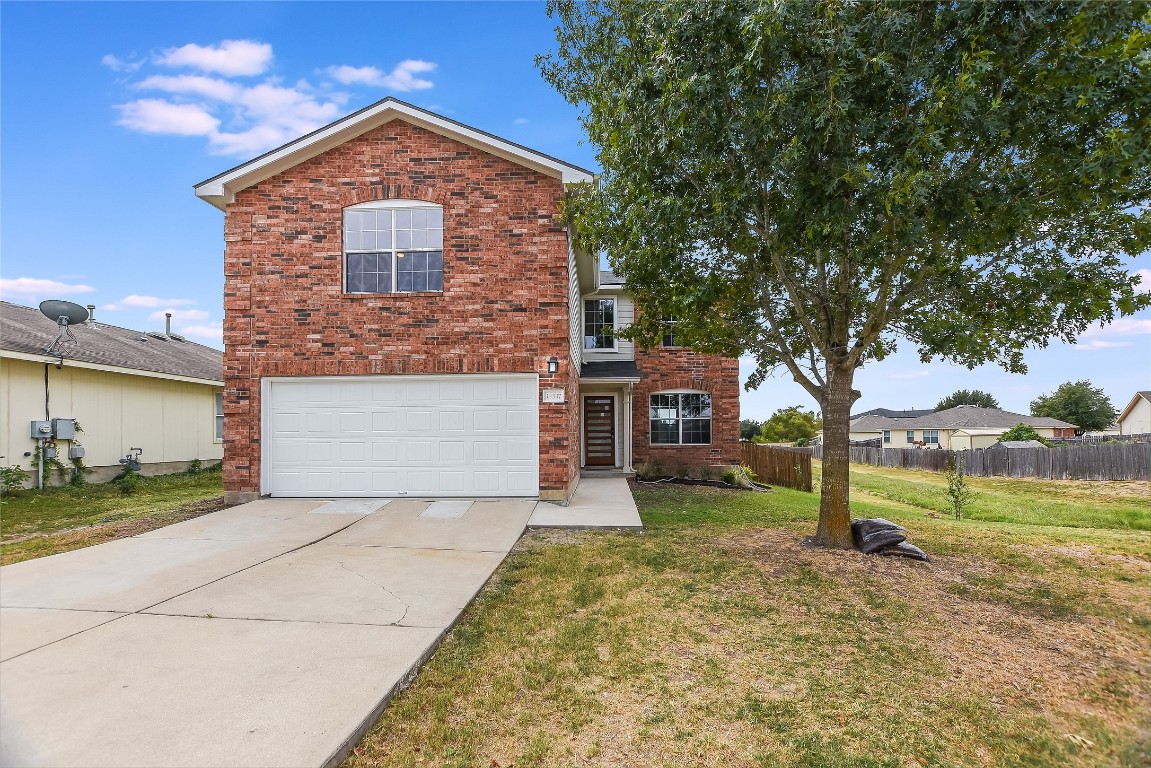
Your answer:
(52, 419), (76, 440)
(68, 445), (86, 460)
(30, 421), (53, 439)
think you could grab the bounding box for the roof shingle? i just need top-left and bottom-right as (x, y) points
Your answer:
(1, 302), (223, 383)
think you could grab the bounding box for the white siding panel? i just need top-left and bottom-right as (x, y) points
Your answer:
(264, 374), (540, 497)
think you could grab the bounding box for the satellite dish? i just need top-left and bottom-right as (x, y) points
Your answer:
(39, 300), (89, 355)
(40, 300), (90, 326)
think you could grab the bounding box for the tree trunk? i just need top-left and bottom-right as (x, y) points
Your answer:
(814, 368), (859, 548)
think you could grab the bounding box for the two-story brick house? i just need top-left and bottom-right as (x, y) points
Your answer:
(194, 98), (738, 504)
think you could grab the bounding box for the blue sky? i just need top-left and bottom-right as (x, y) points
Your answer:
(2, 1), (1148, 421)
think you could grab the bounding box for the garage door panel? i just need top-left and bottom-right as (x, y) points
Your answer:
(372, 442), (399, 462)
(339, 412), (367, 432)
(267, 375), (539, 497)
(372, 411), (399, 433)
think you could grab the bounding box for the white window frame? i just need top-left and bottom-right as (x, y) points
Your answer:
(344, 199), (444, 294)
(661, 316), (681, 348)
(906, 430), (915, 444)
(883, 430), (890, 444)
(214, 391), (224, 442)
(923, 430), (940, 444)
(583, 297), (617, 351)
(649, 389), (712, 446)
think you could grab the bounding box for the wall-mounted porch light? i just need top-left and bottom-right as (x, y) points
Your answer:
(547, 356), (559, 375)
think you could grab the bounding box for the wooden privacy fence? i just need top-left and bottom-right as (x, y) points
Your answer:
(812, 443), (1150, 481)
(741, 443), (814, 491)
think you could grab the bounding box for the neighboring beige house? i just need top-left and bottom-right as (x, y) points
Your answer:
(0, 302), (224, 485)
(848, 405), (1077, 449)
(1118, 391), (1151, 435)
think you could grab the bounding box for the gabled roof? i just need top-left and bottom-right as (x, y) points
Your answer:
(194, 97), (596, 210)
(850, 407), (933, 420)
(599, 270), (625, 286)
(1117, 391), (1151, 423)
(0, 302), (223, 385)
(850, 405), (1076, 432)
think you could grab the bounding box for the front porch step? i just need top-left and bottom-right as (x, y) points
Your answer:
(580, 467), (635, 479)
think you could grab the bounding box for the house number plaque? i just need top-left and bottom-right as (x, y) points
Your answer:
(542, 389), (566, 404)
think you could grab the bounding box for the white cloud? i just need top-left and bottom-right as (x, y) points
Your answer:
(513, 117), (529, 125)
(0, 277), (95, 300)
(102, 54), (142, 73)
(127, 71), (342, 156)
(113, 43), (435, 156)
(135, 74), (242, 102)
(1074, 339), (1133, 350)
(156, 40), (272, 77)
(179, 321), (223, 345)
(106, 295), (197, 310)
(324, 60), (436, 91)
(148, 309), (209, 323)
(1080, 317), (1151, 338)
(116, 99), (219, 136)
(1133, 268), (1151, 294)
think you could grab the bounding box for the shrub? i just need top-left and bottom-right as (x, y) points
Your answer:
(0, 464), (30, 495)
(634, 461), (663, 481)
(113, 465), (142, 495)
(721, 468), (738, 485)
(187, 458), (203, 475)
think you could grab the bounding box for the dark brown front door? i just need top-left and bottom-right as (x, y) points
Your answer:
(583, 396), (616, 466)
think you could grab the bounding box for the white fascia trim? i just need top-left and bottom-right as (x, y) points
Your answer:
(195, 101), (595, 210)
(0, 349), (224, 387)
(580, 377), (641, 384)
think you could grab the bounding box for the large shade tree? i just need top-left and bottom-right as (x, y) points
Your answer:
(540, 0), (1151, 547)
(1031, 380), (1119, 431)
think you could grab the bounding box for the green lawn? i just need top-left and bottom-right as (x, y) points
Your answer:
(837, 462), (1151, 531)
(0, 471), (226, 565)
(346, 472), (1151, 768)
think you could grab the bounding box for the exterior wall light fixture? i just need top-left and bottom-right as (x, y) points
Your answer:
(547, 356), (559, 375)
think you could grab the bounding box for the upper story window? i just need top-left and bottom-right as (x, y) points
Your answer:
(344, 200), (444, 294)
(584, 298), (615, 350)
(661, 316), (679, 348)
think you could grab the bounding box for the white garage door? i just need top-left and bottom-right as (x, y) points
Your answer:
(264, 374), (539, 497)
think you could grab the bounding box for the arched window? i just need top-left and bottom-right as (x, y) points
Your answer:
(649, 390), (712, 445)
(344, 199), (444, 293)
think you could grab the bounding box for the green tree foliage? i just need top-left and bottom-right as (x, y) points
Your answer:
(998, 423), (1049, 445)
(1031, 380), (1119, 432)
(935, 389), (1000, 411)
(755, 406), (821, 444)
(739, 419), (765, 441)
(540, 1), (1151, 547)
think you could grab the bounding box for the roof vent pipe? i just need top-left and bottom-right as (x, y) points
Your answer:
(86, 305), (96, 325)
(165, 312), (172, 338)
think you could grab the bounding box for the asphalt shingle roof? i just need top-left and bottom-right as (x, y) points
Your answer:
(850, 405), (1076, 432)
(1, 302), (223, 383)
(580, 360), (641, 379)
(599, 270), (624, 285)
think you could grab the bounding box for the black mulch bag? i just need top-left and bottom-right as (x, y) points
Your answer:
(878, 541), (930, 562)
(851, 518), (907, 553)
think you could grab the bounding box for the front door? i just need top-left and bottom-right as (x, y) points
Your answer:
(583, 396), (616, 466)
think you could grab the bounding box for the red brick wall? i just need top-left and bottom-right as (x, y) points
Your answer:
(220, 120), (578, 497)
(632, 346), (741, 470)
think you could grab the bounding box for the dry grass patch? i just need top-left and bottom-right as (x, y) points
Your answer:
(346, 482), (1151, 768)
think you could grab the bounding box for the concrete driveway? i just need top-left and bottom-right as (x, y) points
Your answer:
(0, 497), (535, 768)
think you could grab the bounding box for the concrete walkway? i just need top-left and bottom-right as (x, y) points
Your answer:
(0, 498), (535, 768)
(528, 476), (643, 529)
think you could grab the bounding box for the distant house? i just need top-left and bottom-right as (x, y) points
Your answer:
(849, 407), (934, 420)
(988, 440), (1048, 449)
(848, 405), (1077, 449)
(1117, 391), (1151, 435)
(0, 302), (224, 484)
